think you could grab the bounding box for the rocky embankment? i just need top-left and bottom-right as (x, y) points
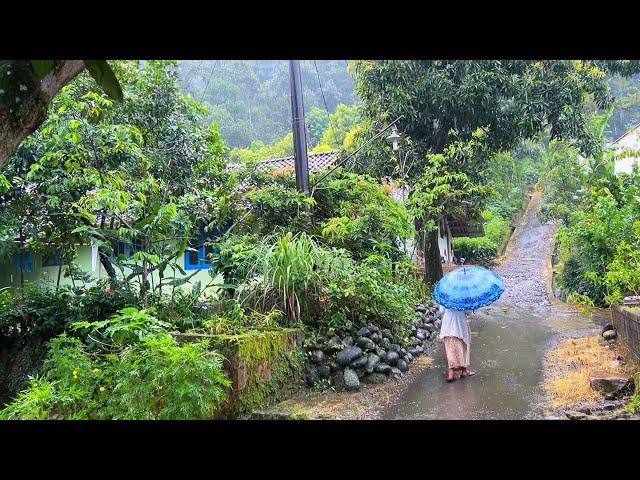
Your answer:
(553, 324), (639, 421)
(304, 302), (443, 391)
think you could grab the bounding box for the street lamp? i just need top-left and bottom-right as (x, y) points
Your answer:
(386, 128), (401, 152)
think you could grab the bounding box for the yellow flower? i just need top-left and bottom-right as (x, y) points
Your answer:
(99, 387), (105, 392)
(158, 386), (163, 390)
(92, 368), (99, 374)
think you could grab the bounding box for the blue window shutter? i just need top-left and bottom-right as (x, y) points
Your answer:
(198, 230), (207, 267)
(14, 252), (33, 272)
(184, 227), (213, 270)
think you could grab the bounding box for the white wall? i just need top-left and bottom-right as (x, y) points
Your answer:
(614, 127), (640, 175)
(437, 220), (454, 263)
(0, 244), (217, 298)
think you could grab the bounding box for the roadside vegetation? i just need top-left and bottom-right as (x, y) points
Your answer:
(2, 60), (640, 419)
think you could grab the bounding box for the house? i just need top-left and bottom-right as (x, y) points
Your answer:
(1, 148), (484, 291)
(612, 122), (640, 175)
(0, 152), (340, 293)
(386, 180), (483, 267)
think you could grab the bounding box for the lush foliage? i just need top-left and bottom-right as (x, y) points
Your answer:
(452, 210), (511, 264)
(539, 131), (640, 305)
(0, 309), (230, 420)
(352, 60), (640, 282)
(0, 282), (136, 342)
(0, 61), (230, 306)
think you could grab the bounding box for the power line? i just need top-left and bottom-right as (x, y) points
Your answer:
(313, 60), (342, 148)
(183, 60), (205, 92)
(198, 60), (220, 103)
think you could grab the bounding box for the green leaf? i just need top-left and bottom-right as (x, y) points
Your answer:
(83, 60), (124, 102)
(30, 60), (55, 79)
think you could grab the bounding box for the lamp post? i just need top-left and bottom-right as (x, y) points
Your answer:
(386, 127), (401, 152)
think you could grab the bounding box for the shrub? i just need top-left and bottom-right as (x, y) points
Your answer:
(0, 335), (102, 420)
(452, 236), (498, 264)
(321, 253), (416, 331)
(237, 231), (328, 324)
(0, 282), (137, 342)
(0, 331), (231, 420)
(72, 306), (171, 349)
(314, 170), (413, 259)
(481, 210), (510, 246)
(201, 299), (283, 335)
(560, 256), (604, 303)
(104, 333), (230, 420)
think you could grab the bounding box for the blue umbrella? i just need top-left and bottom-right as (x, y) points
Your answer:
(434, 266), (505, 311)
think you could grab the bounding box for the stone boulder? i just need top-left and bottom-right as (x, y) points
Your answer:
(365, 354), (380, 373)
(309, 350), (326, 364)
(343, 368), (360, 391)
(589, 376), (634, 395)
(356, 336), (376, 351)
(350, 356), (368, 369)
(336, 346), (363, 366)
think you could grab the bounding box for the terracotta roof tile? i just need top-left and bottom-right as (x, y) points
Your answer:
(228, 150), (338, 174)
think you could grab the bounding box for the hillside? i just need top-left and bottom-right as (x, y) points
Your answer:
(177, 60), (356, 148)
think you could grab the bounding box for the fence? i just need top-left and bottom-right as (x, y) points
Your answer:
(612, 305), (640, 363)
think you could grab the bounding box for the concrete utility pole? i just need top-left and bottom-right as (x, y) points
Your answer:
(289, 60), (310, 194)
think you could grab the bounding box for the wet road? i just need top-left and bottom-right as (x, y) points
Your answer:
(383, 192), (601, 420)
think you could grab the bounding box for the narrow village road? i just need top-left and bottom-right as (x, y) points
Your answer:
(382, 192), (605, 419)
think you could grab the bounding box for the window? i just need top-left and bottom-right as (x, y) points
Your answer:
(184, 227), (220, 270)
(13, 252), (33, 272)
(112, 238), (143, 259)
(42, 252), (62, 267)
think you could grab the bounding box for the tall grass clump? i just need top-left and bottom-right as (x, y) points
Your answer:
(237, 231), (328, 324)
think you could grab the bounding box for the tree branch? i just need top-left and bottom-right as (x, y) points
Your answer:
(0, 60), (86, 168)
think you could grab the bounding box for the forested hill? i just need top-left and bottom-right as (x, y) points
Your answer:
(177, 60), (356, 148)
(605, 72), (640, 141)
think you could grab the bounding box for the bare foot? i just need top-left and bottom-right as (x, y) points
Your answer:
(446, 369), (456, 382)
(460, 368), (476, 377)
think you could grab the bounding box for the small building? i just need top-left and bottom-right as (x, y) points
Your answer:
(0, 152), (340, 293)
(386, 180), (483, 267)
(612, 122), (640, 175)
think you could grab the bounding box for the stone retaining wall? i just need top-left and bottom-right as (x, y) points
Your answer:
(611, 305), (640, 363)
(173, 328), (303, 419)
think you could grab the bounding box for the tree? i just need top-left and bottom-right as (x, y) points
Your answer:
(353, 60), (640, 284)
(314, 103), (361, 151)
(0, 60), (124, 167)
(0, 61), (228, 304)
(306, 107), (329, 147)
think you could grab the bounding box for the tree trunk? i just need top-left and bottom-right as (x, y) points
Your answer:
(0, 60), (86, 168)
(423, 227), (443, 287)
(98, 249), (118, 285)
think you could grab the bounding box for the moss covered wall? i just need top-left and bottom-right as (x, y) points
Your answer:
(174, 328), (303, 419)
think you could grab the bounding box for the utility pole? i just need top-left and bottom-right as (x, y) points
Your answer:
(289, 60), (310, 194)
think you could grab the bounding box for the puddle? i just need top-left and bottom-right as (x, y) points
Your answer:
(383, 305), (599, 420)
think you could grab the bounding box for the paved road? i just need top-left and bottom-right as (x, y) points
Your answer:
(383, 192), (602, 420)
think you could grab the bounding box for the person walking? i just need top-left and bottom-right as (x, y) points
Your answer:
(438, 305), (476, 382)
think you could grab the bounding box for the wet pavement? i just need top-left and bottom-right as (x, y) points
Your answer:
(383, 192), (604, 420)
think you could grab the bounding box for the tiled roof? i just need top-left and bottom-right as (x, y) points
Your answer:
(228, 150), (338, 174)
(612, 121), (640, 145)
